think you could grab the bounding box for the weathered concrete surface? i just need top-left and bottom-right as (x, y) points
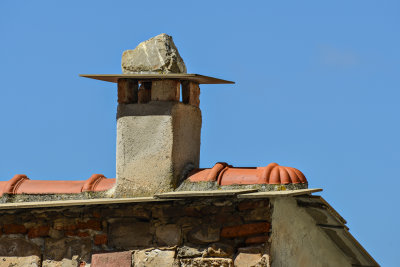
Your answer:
(270, 197), (351, 267)
(116, 102), (201, 197)
(122, 33), (187, 74)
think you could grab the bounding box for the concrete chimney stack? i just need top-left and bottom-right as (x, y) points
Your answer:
(116, 80), (202, 197)
(80, 34), (233, 197)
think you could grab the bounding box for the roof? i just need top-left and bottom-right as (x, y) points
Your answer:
(154, 188), (321, 198)
(0, 188), (321, 209)
(79, 74), (235, 84)
(0, 162), (306, 196)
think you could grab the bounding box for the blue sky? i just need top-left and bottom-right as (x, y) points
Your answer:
(1, 1), (399, 265)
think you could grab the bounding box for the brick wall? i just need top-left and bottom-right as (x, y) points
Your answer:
(0, 198), (271, 266)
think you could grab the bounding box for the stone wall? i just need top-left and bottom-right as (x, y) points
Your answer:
(0, 198), (271, 266)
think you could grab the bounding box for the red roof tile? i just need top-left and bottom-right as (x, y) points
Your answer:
(188, 162), (307, 185)
(0, 174), (116, 196)
(0, 162), (306, 196)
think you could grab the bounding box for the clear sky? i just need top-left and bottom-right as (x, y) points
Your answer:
(1, 1), (398, 265)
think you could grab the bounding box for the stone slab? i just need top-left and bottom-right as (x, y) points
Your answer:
(234, 252), (263, 267)
(0, 256), (41, 266)
(237, 188), (323, 199)
(0, 197), (174, 210)
(133, 249), (178, 267)
(42, 257), (79, 267)
(154, 189), (258, 198)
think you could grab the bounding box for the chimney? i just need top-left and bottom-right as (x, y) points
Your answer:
(81, 34), (233, 197)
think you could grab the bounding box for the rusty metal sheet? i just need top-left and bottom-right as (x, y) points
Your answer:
(79, 74), (235, 84)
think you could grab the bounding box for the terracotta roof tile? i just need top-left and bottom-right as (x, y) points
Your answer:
(188, 162), (307, 185)
(0, 174), (116, 196)
(0, 163), (306, 196)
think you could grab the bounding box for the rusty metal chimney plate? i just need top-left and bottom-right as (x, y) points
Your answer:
(79, 74), (234, 84)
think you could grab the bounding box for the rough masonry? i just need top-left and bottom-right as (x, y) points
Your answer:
(0, 198), (271, 267)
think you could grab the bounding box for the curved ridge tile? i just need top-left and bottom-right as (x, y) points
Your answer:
(95, 178), (116, 192)
(17, 180), (84, 194)
(293, 168), (307, 183)
(3, 174), (29, 195)
(269, 164), (281, 184)
(187, 162), (307, 185)
(0, 174), (116, 196)
(82, 174), (106, 192)
(279, 167), (290, 184)
(218, 167), (259, 186)
(285, 167), (299, 183)
(260, 163), (307, 185)
(188, 162), (228, 182)
(210, 162), (229, 182)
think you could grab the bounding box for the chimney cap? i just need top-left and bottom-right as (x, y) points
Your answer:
(79, 73), (234, 84)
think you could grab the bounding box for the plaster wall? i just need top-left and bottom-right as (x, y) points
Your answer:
(270, 197), (351, 267)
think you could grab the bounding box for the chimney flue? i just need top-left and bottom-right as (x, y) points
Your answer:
(80, 33), (234, 197)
